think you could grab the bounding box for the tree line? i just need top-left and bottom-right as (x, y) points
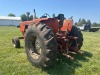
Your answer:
(75, 18), (100, 27)
(8, 13), (100, 27)
(8, 12), (36, 21)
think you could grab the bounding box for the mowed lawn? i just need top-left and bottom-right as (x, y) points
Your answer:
(0, 26), (100, 75)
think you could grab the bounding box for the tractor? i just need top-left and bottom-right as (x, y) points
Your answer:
(12, 9), (83, 68)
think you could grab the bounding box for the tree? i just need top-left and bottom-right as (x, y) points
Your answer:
(77, 18), (86, 26)
(77, 18), (81, 26)
(87, 20), (91, 25)
(20, 14), (27, 21)
(81, 19), (86, 24)
(92, 22), (97, 27)
(74, 22), (77, 26)
(26, 12), (30, 21)
(29, 15), (33, 20)
(8, 13), (16, 17)
(92, 22), (100, 27)
(29, 15), (38, 21)
(78, 18), (81, 22)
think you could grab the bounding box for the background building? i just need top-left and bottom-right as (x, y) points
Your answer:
(0, 16), (21, 26)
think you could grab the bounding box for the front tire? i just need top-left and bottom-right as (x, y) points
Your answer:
(25, 23), (57, 68)
(68, 25), (83, 50)
(12, 37), (20, 48)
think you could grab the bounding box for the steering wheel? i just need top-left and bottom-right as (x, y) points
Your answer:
(41, 13), (51, 18)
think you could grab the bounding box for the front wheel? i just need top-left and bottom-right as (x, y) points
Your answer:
(25, 23), (57, 68)
(68, 25), (83, 50)
(12, 37), (20, 48)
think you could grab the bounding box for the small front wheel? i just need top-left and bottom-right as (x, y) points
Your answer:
(12, 38), (20, 48)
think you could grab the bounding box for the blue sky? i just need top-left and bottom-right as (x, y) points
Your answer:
(0, 0), (100, 23)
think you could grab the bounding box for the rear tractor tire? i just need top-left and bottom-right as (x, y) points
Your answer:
(25, 23), (57, 68)
(12, 37), (20, 48)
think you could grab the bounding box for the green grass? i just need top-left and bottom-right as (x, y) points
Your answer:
(0, 26), (100, 75)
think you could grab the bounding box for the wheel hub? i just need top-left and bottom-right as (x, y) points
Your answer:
(29, 38), (42, 60)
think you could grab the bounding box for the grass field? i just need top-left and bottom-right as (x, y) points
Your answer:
(0, 26), (100, 75)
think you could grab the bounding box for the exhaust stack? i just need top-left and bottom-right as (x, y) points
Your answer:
(33, 9), (36, 20)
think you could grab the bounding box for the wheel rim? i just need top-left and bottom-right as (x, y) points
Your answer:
(29, 35), (42, 60)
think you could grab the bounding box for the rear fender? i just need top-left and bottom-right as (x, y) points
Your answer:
(20, 18), (59, 36)
(41, 18), (59, 34)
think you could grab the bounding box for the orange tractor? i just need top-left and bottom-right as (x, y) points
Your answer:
(12, 10), (83, 68)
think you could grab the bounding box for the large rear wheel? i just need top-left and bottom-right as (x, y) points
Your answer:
(25, 23), (57, 68)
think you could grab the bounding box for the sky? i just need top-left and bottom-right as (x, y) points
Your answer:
(0, 0), (100, 23)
